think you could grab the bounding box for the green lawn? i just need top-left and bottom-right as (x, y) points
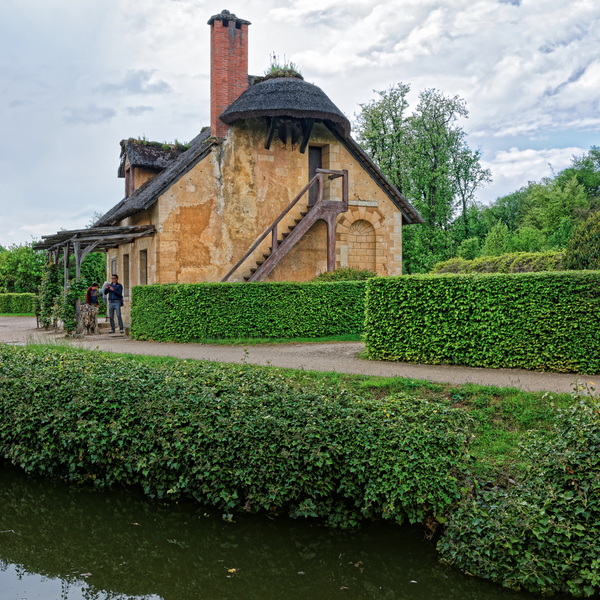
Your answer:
(23, 342), (583, 481)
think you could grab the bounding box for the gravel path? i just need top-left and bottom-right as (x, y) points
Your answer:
(0, 316), (588, 393)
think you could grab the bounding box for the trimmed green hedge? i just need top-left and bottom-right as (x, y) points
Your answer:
(0, 345), (472, 528)
(364, 271), (600, 373)
(0, 293), (35, 313)
(131, 281), (366, 341)
(439, 394), (600, 597)
(431, 251), (563, 274)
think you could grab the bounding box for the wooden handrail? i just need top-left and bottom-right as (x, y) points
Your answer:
(221, 169), (344, 282)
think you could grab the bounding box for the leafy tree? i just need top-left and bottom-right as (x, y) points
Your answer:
(456, 237), (480, 260)
(555, 145), (600, 202)
(481, 222), (509, 257)
(0, 242), (46, 293)
(563, 210), (600, 270)
(355, 83), (411, 195)
(508, 227), (546, 253)
(546, 218), (574, 250)
(355, 86), (490, 273)
(451, 144), (492, 239)
(482, 186), (531, 232)
(520, 177), (588, 233)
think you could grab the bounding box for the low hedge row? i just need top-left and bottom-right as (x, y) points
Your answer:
(431, 251), (563, 274)
(439, 395), (600, 597)
(0, 293), (35, 314)
(364, 271), (600, 373)
(0, 345), (472, 527)
(131, 281), (366, 341)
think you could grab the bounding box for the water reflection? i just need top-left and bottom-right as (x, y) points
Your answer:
(0, 465), (558, 600)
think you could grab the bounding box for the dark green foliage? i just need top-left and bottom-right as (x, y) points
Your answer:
(431, 251), (563, 274)
(0, 346), (472, 528)
(0, 293), (34, 313)
(36, 263), (61, 327)
(364, 271), (600, 373)
(438, 392), (600, 597)
(312, 267), (377, 282)
(131, 281), (366, 342)
(563, 211), (600, 271)
(55, 279), (89, 333)
(0, 242), (46, 293)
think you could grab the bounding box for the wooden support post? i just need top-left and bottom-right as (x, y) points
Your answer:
(63, 244), (70, 292)
(326, 213), (336, 272)
(73, 240), (82, 279)
(299, 118), (314, 154)
(265, 117), (278, 150)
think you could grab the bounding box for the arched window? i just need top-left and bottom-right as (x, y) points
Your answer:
(348, 220), (376, 272)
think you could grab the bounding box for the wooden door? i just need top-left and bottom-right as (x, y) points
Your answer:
(308, 146), (322, 205)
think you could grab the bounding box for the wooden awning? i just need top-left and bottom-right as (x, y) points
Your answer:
(33, 225), (155, 252)
(33, 225), (155, 289)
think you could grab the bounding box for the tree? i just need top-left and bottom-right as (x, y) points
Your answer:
(356, 86), (490, 273)
(481, 222), (509, 257)
(521, 177), (589, 233)
(546, 218), (574, 250)
(555, 146), (600, 203)
(508, 227), (546, 253)
(0, 242), (46, 293)
(457, 237), (480, 260)
(451, 144), (492, 240)
(355, 84), (411, 195)
(563, 210), (600, 270)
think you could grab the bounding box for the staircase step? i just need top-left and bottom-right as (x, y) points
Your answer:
(294, 218), (303, 224)
(288, 224), (296, 232)
(244, 276), (250, 282)
(263, 253), (271, 259)
(250, 268), (258, 274)
(256, 260), (264, 266)
(300, 212), (307, 217)
(282, 232), (290, 239)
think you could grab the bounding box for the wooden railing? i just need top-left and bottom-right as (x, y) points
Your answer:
(221, 169), (346, 282)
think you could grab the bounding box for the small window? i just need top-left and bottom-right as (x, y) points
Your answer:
(235, 21), (241, 29)
(139, 250), (148, 286)
(125, 167), (134, 198)
(111, 259), (117, 279)
(123, 254), (130, 297)
(222, 19), (229, 27)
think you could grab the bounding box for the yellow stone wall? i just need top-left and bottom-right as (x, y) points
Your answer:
(109, 119), (404, 324)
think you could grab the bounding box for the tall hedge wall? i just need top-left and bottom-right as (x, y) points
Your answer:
(364, 271), (600, 373)
(131, 281), (366, 341)
(0, 293), (35, 314)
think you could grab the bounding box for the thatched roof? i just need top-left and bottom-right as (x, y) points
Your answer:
(220, 77), (351, 136)
(96, 128), (216, 226)
(117, 140), (183, 178)
(207, 9), (250, 26)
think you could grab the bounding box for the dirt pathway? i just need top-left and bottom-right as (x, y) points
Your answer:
(0, 316), (588, 393)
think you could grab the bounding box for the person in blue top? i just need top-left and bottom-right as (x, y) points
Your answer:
(105, 274), (124, 334)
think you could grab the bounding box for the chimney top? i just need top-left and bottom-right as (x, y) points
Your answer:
(207, 9), (251, 26)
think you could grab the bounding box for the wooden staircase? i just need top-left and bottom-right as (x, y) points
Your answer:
(222, 169), (349, 283)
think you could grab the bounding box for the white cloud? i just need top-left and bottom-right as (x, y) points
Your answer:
(1, 0), (600, 245)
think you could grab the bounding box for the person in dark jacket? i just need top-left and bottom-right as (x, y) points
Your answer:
(105, 274), (124, 334)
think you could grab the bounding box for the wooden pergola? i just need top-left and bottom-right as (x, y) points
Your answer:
(33, 225), (155, 291)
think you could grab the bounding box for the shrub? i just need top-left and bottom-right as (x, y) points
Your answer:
(0, 293), (35, 313)
(312, 267), (377, 282)
(438, 390), (600, 596)
(36, 263), (61, 327)
(364, 271), (600, 373)
(456, 237), (480, 260)
(563, 210), (600, 270)
(131, 281), (366, 342)
(0, 346), (472, 528)
(481, 222), (509, 256)
(431, 251), (563, 274)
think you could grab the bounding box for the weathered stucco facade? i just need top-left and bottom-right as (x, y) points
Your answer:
(109, 120), (404, 303)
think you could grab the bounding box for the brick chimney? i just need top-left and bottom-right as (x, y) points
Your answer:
(208, 9), (251, 138)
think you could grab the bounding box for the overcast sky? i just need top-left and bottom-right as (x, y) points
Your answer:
(1, 0), (599, 246)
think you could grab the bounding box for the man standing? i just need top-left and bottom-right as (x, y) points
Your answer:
(106, 274), (124, 334)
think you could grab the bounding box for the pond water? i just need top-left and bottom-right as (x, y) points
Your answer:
(0, 465), (567, 600)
